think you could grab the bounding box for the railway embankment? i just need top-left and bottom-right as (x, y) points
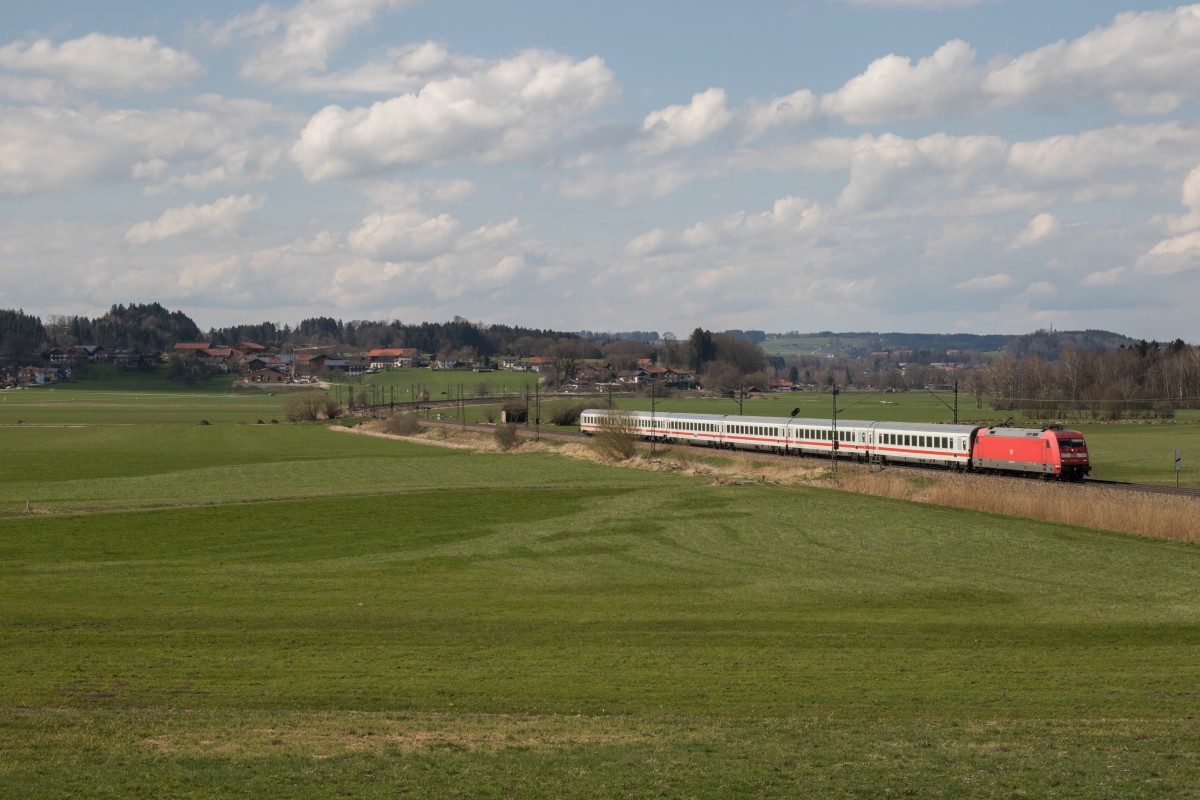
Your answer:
(338, 417), (1199, 545)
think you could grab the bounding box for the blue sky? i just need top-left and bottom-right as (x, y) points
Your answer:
(3, 0), (1200, 341)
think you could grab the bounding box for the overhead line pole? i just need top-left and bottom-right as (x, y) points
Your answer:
(831, 386), (839, 475)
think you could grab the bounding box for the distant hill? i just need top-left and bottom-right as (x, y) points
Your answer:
(763, 329), (1136, 360)
(1004, 329), (1136, 360)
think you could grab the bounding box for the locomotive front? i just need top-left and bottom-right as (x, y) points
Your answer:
(1052, 429), (1091, 480)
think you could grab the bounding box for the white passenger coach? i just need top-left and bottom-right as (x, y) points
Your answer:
(579, 409), (979, 469)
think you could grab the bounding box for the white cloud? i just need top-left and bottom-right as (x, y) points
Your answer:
(807, 277), (877, 301)
(458, 218), (521, 251)
(623, 195), (828, 261)
(360, 179), (476, 210)
(1011, 212), (1061, 249)
(480, 254), (527, 285)
(1082, 266), (1127, 286)
(291, 49), (617, 180)
(742, 90), (818, 141)
(144, 143), (286, 195)
(820, 40), (981, 124)
(294, 41), (479, 93)
(209, 0), (420, 84)
(836, 132), (1007, 213)
(811, 6), (1200, 126)
(984, 5), (1200, 114)
(1008, 123), (1200, 186)
(556, 161), (694, 206)
(348, 210), (461, 260)
(0, 93), (290, 197)
(0, 106), (240, 195)
(639, 87), (733, 154)
(625, 228), (670, 258)
(0, 33), (202, 92)
(1136, 231), (1200, 275)
(125, 194), (266, 244)
(1156, 165), (1200, 234)
(955, 273), (1011, 290)
(0, 75), (65, 103)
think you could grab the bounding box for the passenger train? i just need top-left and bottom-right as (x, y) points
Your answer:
(579, 409), (1091, 480)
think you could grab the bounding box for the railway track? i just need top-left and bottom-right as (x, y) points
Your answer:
(1083, 478), (1200, 498)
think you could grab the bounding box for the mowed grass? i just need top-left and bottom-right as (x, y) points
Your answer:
(334, 365), (544, 401)
(0, 381), (288, 426)
(0, 425), (650, 515)
(1, 422), (1199, 797)
(1079, 422), (1200, 486)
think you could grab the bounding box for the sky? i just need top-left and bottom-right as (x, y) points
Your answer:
(3, 0), (1200, 341)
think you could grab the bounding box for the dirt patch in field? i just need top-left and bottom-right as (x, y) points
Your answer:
(139, 712), (664, 757)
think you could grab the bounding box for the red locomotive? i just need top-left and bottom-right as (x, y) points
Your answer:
(971, 425), (1091, 480)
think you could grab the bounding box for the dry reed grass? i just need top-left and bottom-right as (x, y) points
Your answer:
(820, 470), (1198, 543)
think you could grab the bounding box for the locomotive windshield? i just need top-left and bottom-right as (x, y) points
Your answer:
(1059, 437), (1086, 448)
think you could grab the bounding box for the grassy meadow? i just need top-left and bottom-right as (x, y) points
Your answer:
(1, 376), (1199, 797)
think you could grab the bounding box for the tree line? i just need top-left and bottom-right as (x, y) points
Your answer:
(983, 339), (1200, 419)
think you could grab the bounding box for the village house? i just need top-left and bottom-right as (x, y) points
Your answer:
(367, 348), (421, 369)
(502, 355), (556, 373)
(246, 368), (289, 384)
(44, 345), (106, 364)
(18, 365), (62, 385)
(317, 358), (370, 378)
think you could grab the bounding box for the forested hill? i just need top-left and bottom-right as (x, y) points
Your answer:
(768, 329), (1137, 359)
(1004, 329), (1137, 359)
(0, 302), (1154, 361)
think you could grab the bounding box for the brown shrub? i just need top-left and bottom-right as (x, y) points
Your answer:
(284, 391), (325, 422)
(383, 412), (423, 436)
(494, 423), (521, 451)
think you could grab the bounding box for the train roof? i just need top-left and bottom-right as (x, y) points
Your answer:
(582, 409), (980, 434)
(866, 421), (982, 435)
(980, 425), (1083, 438)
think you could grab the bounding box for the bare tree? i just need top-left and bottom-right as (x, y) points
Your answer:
(591, 409), (638, 460)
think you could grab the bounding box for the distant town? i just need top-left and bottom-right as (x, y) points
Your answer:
(2, 303), (1197, 420)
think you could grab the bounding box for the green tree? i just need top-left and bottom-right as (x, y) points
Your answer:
(689, 328), (716, 370)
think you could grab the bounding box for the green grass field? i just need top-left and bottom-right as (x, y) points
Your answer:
(331, 366), (543, 404)
(1, 380), (1199, 797)
(760, 335), (874, 356)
